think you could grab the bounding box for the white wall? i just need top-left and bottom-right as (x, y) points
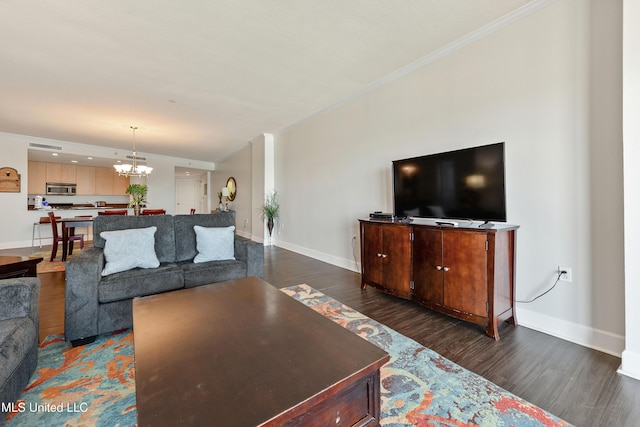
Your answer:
(213, 134), (274, 243)
(268, 0), (624, 355)
(0, 132), (215, 248)
(212, 145), (253, 238)
(0, 134), (31, 248)
(251, 135), (266, 242)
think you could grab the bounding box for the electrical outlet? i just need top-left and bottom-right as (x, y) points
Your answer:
(559, 267), (572, 283)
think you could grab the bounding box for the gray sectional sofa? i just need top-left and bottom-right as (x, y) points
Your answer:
(65, 212), (263, 345)
(0, 277), (40, 419)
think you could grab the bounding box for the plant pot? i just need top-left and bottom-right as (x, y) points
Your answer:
(266, 218), (274, 245)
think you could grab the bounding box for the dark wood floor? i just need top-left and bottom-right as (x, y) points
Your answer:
(4, 244), (640, 426)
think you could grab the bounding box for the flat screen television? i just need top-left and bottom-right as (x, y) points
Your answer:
(393, 142), (506, 222)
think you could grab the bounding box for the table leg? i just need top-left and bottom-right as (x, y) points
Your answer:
(68, 226), (75, 256)
(62, 224), (69, 262)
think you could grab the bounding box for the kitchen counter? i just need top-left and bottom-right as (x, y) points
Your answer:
(27, 204), (129, 211)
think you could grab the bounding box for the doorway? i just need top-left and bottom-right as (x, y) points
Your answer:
(175, 168), (209, 214)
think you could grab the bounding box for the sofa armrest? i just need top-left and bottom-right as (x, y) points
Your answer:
(0, 278), (40, 325)
(65, 247), (104, 342)
(234, 235), (264, 279)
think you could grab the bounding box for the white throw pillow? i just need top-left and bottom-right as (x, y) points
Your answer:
(100, 226), (160, 276)
(193, 225), (236, 263)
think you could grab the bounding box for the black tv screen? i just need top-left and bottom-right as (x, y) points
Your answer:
(393, 142), (506, 222)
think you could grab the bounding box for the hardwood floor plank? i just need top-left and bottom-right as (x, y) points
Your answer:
(2, 244), (639, 426)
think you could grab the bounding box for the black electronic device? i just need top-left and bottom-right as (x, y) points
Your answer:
(369, 212), (395, 220)
(392, 142), (506, 223)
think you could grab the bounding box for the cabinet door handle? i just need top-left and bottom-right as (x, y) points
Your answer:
(443, 267), (450, 272)
(376, 253), (382, 258)
(380, 254), (388, 259)
(436, 265), (442, 271)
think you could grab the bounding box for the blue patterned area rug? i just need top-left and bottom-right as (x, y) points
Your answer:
(4, 284), (572, 426)
(282, 284), (572, 427)
(3, 330), (136, 426)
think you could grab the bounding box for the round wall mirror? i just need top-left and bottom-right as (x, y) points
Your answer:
(226, 177), (237, 201)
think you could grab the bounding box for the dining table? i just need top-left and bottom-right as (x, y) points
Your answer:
(60, 216), (94, 261)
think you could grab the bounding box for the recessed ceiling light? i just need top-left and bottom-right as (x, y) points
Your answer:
(87, 157), (93, 160)
(52, 153), (58, 156)
(71, 160), (78, 163)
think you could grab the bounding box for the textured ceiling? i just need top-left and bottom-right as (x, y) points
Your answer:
(1, 0), (538, 162)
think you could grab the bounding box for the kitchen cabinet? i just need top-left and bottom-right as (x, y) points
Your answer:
(45, 163), (61, 183)
(60, 164), (77, 183)
(76, 166), (96, 195)
(95, 167), (130, 195)
(44, 163), (76, 184)
(95, 167), (114, 195)
(113, 171), (130, 195)
(28, 161), (129, 196)
(28, 161), (47, 194)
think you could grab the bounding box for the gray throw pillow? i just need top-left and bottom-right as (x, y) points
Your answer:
(100, 226), (160, 276)
(193, 225), (235, 263)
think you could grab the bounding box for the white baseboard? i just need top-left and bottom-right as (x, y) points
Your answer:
(236, 230), (253, 240)
(619, 350), (640, 380)
(275, 239), (360, 273)
(0, 240), (35, 251)
(517, 307), (624, 357)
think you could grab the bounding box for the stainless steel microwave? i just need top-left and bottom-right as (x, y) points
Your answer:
(46, 182), (77, 195)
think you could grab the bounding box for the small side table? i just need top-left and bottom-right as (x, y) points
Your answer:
(0, 256), (43, 280)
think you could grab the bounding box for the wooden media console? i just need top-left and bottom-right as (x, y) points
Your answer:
(359, 219), (519, 340)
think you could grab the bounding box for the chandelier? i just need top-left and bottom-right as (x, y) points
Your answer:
(113, 126), (153, 177)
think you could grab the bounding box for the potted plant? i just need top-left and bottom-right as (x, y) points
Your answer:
(126, 184), (148, 216)
(262, 191), (279, 245)
(217, 190), (224, 212)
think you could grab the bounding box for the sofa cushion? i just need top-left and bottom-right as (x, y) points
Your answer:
(0, 284), (31, 321)
(98, 263), (184, 303)
(0, 318), (36, 388)
(174, 212), (236, 262)
(180, 260), (247, 288)
(193, 225), (236, 263)
(101, 226), (160, 276)
(93, 215), (176, 263)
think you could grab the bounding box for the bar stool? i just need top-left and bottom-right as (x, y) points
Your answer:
(31, 216), (60, 253)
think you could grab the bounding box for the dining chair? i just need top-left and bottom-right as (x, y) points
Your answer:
(190, 208), (196, 215)
(140, 209), (166, 215)
(98, 210), (128, 215)
(48, 212), (84, 262)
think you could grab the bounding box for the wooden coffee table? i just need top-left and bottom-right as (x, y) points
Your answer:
(133, 277), (390, 426)
(0, 255), (43, 279)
